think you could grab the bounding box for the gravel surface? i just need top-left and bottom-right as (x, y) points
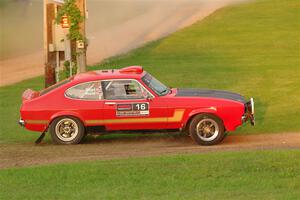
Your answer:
(0, 132), (299, 169)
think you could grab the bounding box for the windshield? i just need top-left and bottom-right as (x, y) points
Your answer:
(141, 73), (170, 96)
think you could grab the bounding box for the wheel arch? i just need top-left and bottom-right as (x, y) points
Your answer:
(49, 111), (86, 127)
(183, 108), (224, 131)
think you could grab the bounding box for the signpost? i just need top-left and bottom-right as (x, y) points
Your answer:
(61, 15), (70, 28)
(44, 0), (87, 87)
(60, 14), (73, 77)
(76, 0), (87, 73)
(44, 1), (56, 87)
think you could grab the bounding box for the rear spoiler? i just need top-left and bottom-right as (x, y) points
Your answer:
(22, 89), (39, 102)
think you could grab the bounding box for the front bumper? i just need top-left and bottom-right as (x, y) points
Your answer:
(242, 97), (255, 126)
(18, 119), (25, 127)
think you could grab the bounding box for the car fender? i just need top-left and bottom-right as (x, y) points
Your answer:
(49, 111), (85, 126)
(183, 107), (220, 127)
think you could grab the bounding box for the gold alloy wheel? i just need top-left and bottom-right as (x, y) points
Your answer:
(196, 118), (219, 142)
(55, 118), (79, 142)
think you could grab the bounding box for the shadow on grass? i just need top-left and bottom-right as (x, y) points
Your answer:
(82, 131), (190, 144)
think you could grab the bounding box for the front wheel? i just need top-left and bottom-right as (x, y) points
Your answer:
(50, 116), (85, 144)
(189, 114), (225, 145)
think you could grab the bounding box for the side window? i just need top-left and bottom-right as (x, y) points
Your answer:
(102, 80), (146, 100)
(65, 81), (103, 100)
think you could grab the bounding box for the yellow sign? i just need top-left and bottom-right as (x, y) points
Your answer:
(61, 15), (69, 29)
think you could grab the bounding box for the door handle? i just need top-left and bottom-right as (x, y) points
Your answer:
(105, 102), (116, 105)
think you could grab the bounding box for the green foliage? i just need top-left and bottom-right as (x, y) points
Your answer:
(1, 150), (300, 199)
(55, 0), (84, 41)
(63, 60), (77, 77)
(55, 0), (84, 79)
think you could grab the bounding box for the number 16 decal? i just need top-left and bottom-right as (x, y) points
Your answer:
(133, 103), (149, 115)
(133, 103), (148, 111)
(116, 103), (149, 117)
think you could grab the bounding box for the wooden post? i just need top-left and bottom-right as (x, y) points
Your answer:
(76, 0), (87, 73)
(63, 29), (72, 77)
(44, 1), (56, 87)
(44, 0), (86, 86)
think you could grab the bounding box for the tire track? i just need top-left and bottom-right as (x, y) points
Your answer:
(0, 133), (299, 169)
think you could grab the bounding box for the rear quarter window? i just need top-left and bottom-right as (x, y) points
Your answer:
(40, 79), (71, 96)
(65, 81), (103, 100)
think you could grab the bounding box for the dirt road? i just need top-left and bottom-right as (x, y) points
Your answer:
(0, 133), (299, 169)
(0, 0), (247, 86)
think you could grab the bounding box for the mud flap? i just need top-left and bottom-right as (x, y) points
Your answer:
(35, 131), (46, 144)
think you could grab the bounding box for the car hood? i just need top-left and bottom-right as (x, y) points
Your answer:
(175, 88), (246, 103)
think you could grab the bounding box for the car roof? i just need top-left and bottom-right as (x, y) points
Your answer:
(72, 66), (146, 83)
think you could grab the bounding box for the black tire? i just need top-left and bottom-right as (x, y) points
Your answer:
(189, 114), (225, 145)
(220, 132), (228, 142)
(50, 116), (85, 145)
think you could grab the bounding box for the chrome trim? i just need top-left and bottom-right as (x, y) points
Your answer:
(18, 119), (25, 127)
(242, 97), (255, 126)
(105, 102), (116, 105)
(241, 115), (246, 122)
(250, 97), (254, 114)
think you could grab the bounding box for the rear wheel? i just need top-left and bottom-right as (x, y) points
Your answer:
(50, 116), (85, 144)
(189, 114), (225, 145)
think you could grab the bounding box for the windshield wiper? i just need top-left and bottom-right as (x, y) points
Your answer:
(159, 89), (168, 95)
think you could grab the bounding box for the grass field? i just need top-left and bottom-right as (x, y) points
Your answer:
(1, 150), (299, 199)
(0, 1), (300, 199)
(0, 0), (299, 144)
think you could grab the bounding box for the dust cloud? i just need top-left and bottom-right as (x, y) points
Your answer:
(0, 0), (247, 86)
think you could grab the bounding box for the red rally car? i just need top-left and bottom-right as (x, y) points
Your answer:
(19, 66), (254, 145)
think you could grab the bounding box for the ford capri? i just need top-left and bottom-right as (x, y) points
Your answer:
(19, 66), (254, 145)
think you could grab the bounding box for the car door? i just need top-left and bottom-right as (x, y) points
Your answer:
(101, 79), (168, 130)
(64, 80), (104, 125)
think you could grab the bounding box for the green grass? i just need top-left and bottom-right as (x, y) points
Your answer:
(1, 150), (299, 199)
(0, 0), (299, 143)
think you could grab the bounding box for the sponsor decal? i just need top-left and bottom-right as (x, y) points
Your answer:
(116, 103), (149, 117)
(86, 109), (185, 125)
